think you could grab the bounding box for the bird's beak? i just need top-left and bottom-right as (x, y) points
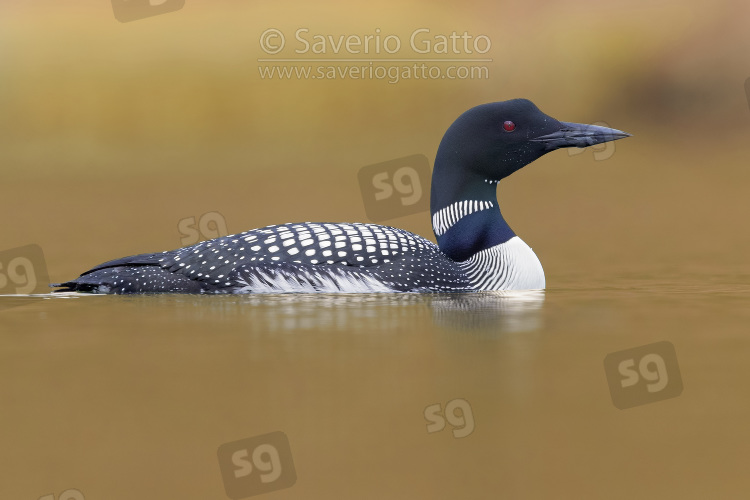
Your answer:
(530, 122), (631, 151)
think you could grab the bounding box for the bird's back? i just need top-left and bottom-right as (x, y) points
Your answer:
(53, 222), (473, 294)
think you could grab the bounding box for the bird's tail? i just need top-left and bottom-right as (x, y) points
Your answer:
(50, 252), (207, 294)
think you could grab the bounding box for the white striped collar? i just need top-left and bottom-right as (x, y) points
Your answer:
(431, 200), (495, 236)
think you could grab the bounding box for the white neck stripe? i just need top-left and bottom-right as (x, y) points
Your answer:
(432, 200), (494, 236)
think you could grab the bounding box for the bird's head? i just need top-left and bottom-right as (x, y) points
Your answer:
(436, 98), (631, 182)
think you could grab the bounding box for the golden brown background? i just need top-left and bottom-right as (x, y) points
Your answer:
(2, 0), (750, 499)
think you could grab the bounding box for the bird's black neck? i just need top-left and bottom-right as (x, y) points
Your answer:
(430, 153), (516, 262)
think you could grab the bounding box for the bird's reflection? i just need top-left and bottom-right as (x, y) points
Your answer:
(186, 293), (428, 333)
(29, 290), (545, 334)
(426, 291), (544, 333)
(165, 291), (544, 333)
(0, 293), (79, 312)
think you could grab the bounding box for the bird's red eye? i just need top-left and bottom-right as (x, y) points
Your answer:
(503, 121), (516, 132)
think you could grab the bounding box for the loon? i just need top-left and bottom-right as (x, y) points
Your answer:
(52, 99), (629, 294)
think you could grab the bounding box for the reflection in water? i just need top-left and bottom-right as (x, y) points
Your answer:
(0, 293), (82, 312)
(156, 292), (545, 333)
(161, 293), (430, 333)
(2, 291), (545, 333)
(427, 291), (545, 333)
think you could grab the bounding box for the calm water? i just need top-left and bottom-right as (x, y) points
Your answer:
(2, 270), (749, 499)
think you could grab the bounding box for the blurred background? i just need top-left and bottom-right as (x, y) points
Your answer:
(2, 1), (750, 499)
(2, 0), (749, 279)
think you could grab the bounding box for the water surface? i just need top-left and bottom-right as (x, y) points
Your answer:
(2, 272), (749, 499)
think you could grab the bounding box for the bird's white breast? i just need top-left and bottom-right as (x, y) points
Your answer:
(458, 236), (545, 291)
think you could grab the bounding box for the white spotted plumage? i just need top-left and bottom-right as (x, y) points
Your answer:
(149, 222), (472, 294)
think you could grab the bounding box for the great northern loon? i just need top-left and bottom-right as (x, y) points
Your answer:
(52, 99), (629, 294)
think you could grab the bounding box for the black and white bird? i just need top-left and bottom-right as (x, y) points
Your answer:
(52, 99), (629, 294)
